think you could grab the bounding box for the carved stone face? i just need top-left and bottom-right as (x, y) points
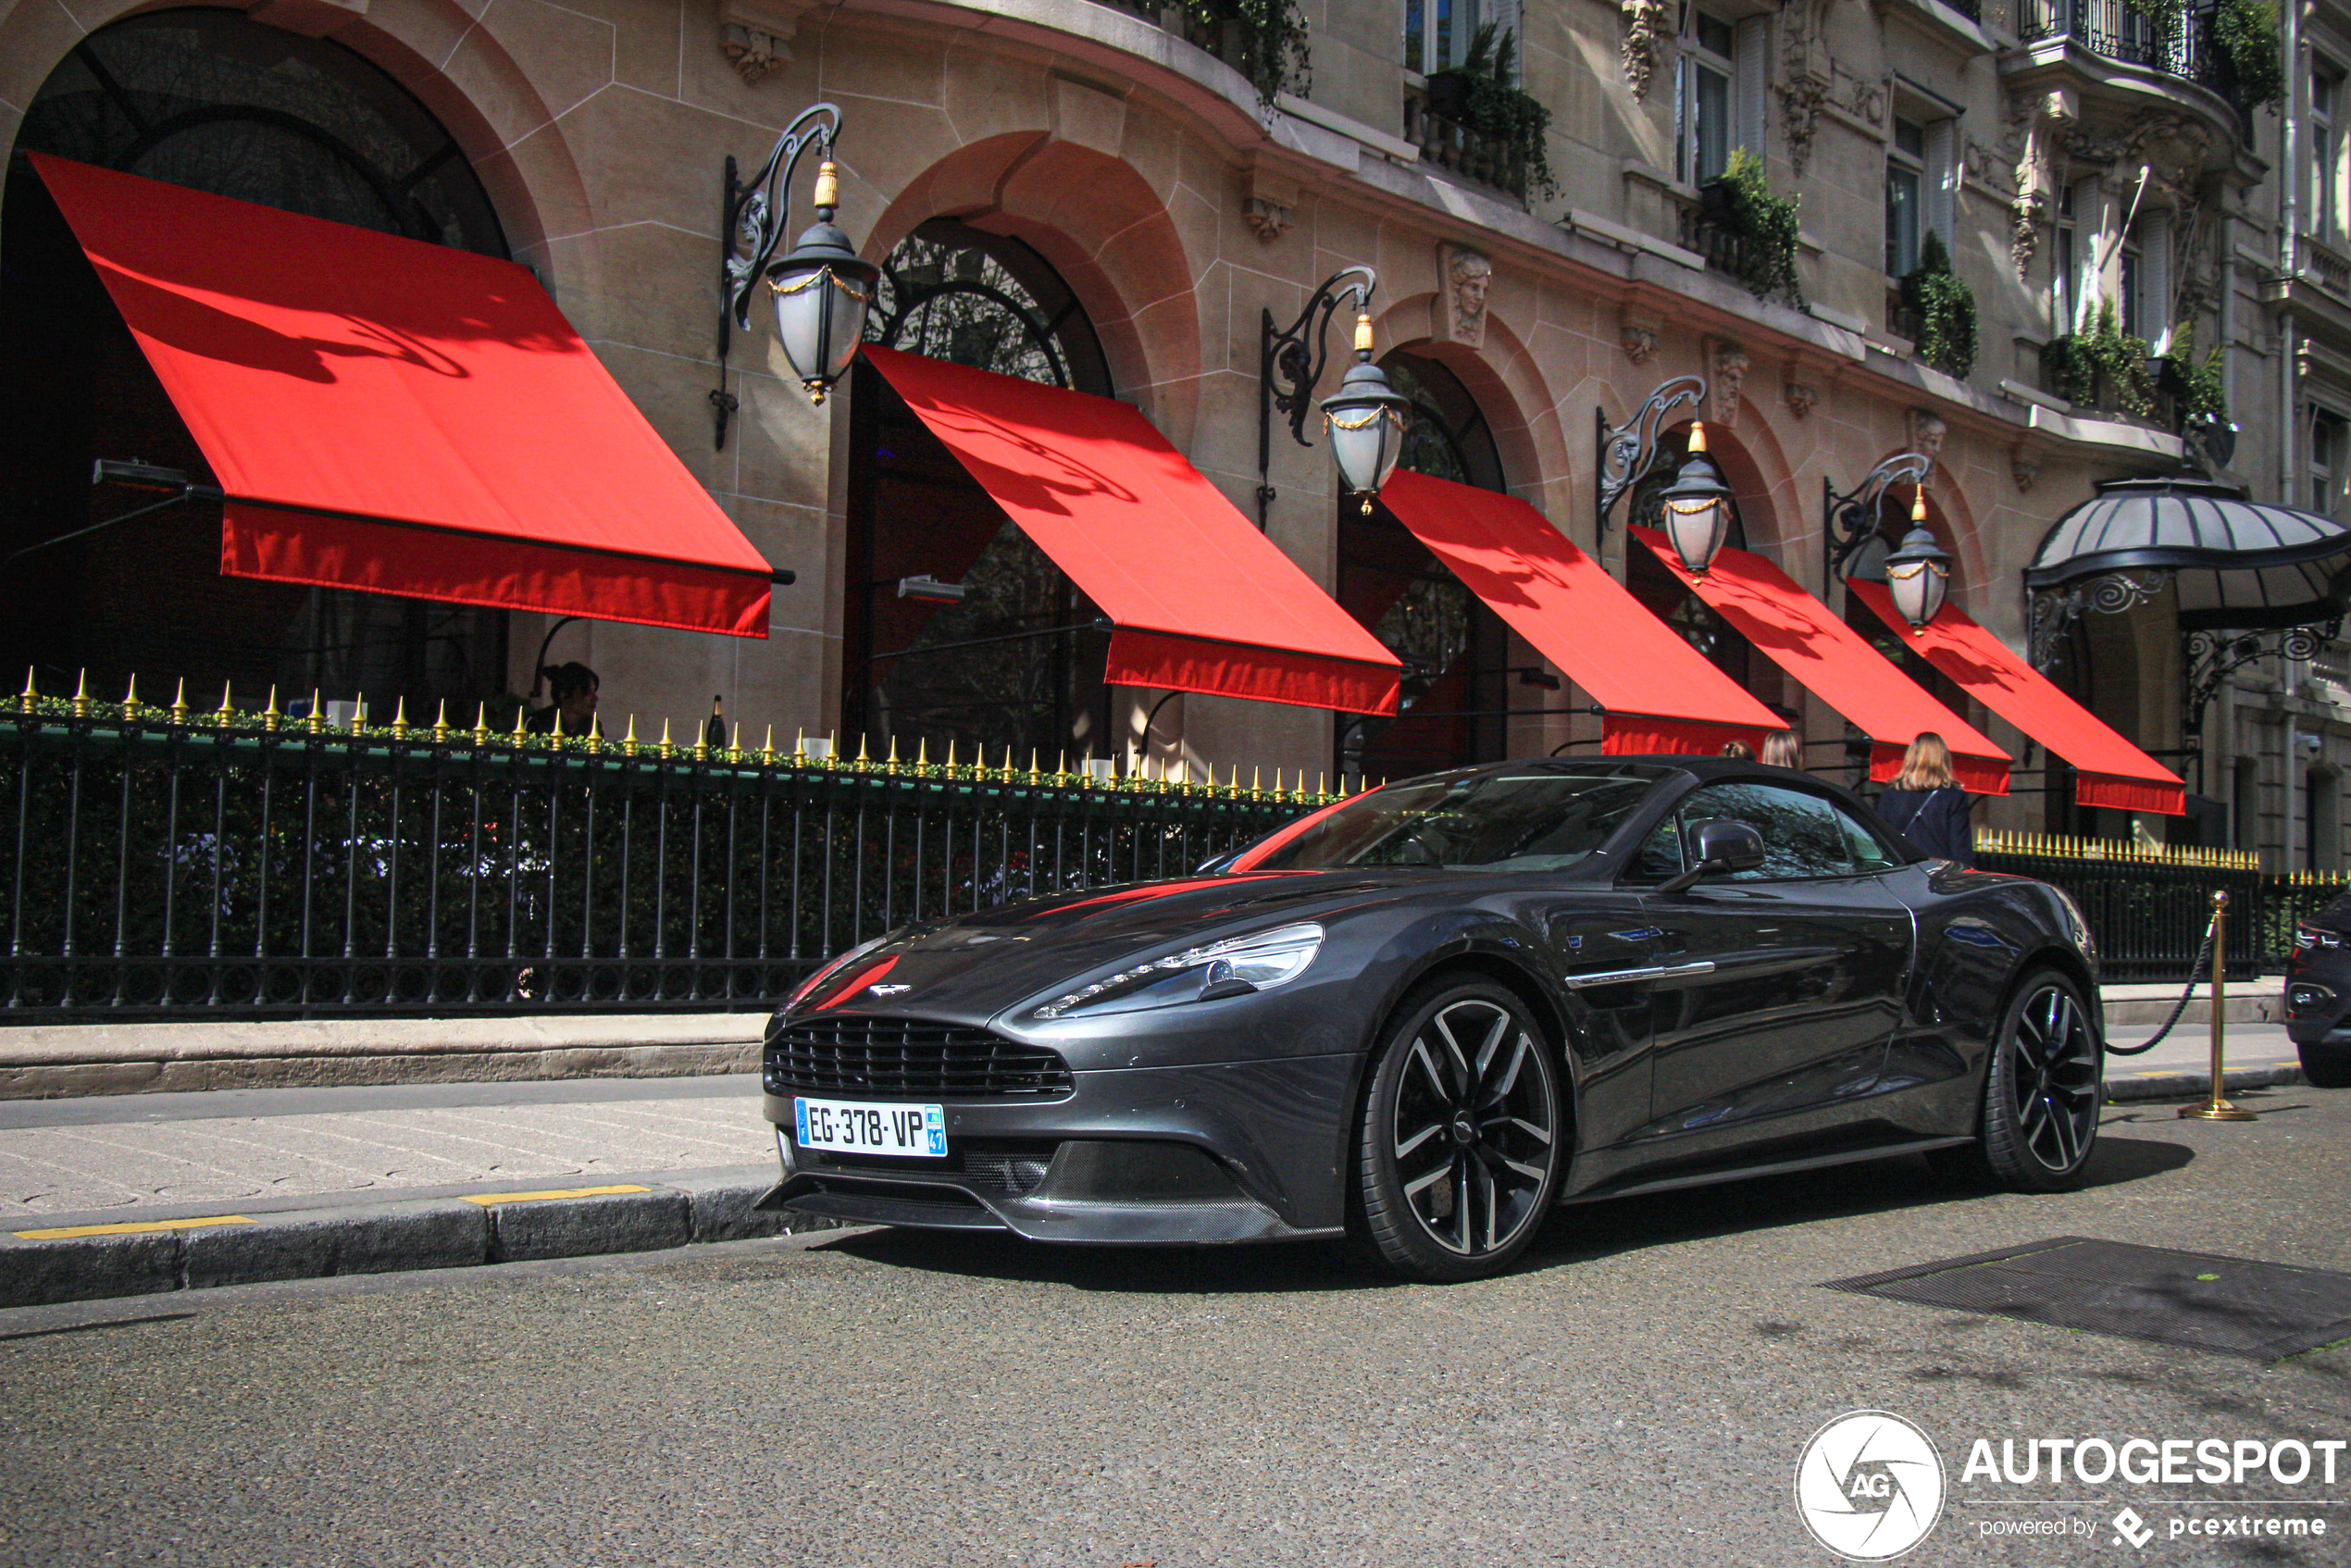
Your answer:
(1450, 255), (1492, 319)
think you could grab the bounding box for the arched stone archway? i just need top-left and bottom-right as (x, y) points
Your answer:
(865, 131), (1200, 445)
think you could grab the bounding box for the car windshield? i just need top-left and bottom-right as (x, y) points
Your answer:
(1242, 765), (1670, 874)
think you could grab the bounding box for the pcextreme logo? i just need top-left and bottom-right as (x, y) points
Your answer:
(1795, 1411), (1947, 1561)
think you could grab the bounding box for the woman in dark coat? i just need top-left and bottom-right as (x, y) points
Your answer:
(1874, 731), (1976, 866)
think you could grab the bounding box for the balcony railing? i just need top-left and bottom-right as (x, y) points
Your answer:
(2017, 0), (2230, 97)
(2300, 233), (2351, 305)
(1402, 81), (1528, 201)
(0, 698), (1325, 1020)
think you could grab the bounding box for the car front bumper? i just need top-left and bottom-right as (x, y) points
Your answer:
(756, 1052), (1358, 1244)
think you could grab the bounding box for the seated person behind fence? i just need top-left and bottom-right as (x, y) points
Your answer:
(1873, 731), (1975, 867)
(525, 662), (600, 736)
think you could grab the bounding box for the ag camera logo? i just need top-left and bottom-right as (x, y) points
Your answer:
(1796, 1411), (1946, 1560)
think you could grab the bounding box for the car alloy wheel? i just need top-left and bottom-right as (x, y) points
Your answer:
(1357, 979), (1563, 1280)
(1934, 967), (2101, 1193)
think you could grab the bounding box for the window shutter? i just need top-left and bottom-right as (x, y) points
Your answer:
(1924, 118), (1959, 248)
(1733, 17), (1768, 160)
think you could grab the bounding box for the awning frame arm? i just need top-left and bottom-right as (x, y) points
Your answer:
(1596, 376), (1706, 536)
(1, 463), (222, 576)
(2183, 622), (2339, 741)
(2024, 570), (2169, 670)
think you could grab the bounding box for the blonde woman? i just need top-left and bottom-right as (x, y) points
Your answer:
(1874, 732), (1975, 866)
(1760, 728), (1803, 770)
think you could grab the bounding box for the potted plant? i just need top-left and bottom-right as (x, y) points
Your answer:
(1422, 24), (1558, 200)
(1698, 150), (1803, 306)
(1899, 230), (1978, 379)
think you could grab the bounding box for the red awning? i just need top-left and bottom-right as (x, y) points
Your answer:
(1378, 469), (1780, 754)
(1632, 529), (2012, 794)
(1849, 581), (2185, 815)
(863, 345), (1400, 715)
(32, 155), (775, 638)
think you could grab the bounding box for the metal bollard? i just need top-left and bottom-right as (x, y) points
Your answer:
(2180, 890), (2257, 1122)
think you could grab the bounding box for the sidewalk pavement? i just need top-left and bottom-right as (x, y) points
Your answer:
(0, 1011), (2315, 1312)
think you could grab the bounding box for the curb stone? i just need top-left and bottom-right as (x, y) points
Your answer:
(0, 1173), (831, 1311)
(2104, 1064), (2305, 1103)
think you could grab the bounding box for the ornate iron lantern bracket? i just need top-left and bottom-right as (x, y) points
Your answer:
(714, 102), (844, 450)
(2025, 571), (2169, 670)
(1596, 376), (1706, 535)
(1258, 265), (1378, 528)
(1821, 451), (1933, 590)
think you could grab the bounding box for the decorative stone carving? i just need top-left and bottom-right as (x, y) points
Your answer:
(2013, 451), (2042, 492)
(1831, 63), (1891, 130)
(1776, 0), (1831, 174)
(721, 24), (787, 82)
(1784, 377), (1818, 420)
(2009, 89), (2076, 274)
(1241, 196), (1290, 243)
(1623, 0), (1673, 102)
(1909, 409), (1948, 465)
(717, 0), (814, 84)
(1620, 312), (1661, 365)
(1435, 244), (1492, 349)
(1709, 342), (1749, 425)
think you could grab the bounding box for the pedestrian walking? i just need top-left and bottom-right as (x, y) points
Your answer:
(1874, 731), (1975, 865)
(1760, 728), (1803, 769)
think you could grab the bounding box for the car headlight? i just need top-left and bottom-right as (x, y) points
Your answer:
(783, 934), (889, 1012)
(1031, 923), (1324, 1020)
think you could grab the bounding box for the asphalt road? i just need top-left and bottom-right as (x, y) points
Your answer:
(2, 1087), (2346, 1568)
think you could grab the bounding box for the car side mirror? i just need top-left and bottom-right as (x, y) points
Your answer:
(1658, 818), (1766, 893)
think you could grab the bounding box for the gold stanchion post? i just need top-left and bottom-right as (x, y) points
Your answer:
(2181, 890), (2256, 1122)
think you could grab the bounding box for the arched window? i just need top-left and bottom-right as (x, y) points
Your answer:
(1337, 350), (1512, 781)
(19, 8), (504, 254)
(2, 9), (508, 710)
(842, 222), (1113, 762)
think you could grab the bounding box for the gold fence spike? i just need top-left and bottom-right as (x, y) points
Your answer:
(264, 687), (281, 731)
(432, 700), (450, 742)
(473, 703), (490, 743)
(732, 721), (742, 758)
(391, 696), (408, 738)
(916, 736), (930, 771)
(763, 724), (777, 765)
(853, 734), (868, 766)
(623, 715), (639, 756)
(825, 730), (838, 768)
(554, 707), (568, 742)
(17, 667), (33, 714)
(511, 701), (529, 742)
(72, 668), (89, 718)
(215, 681), (234, 720)
(946, 740), (959, 773)
(660, 717), (674, 756)
(310, 690), (327, 736)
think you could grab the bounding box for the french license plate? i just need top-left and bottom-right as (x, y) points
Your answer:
(793, 1097), (947, 1158)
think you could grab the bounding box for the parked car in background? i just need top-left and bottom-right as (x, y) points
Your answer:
(2285, 901), (2351, 1088)
(758, 757), (2108, 1280)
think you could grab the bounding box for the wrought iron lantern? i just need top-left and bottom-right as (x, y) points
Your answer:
(1658, 420), (1735, 577)
(763, 159), (878, 405)
(715, 103), (877, 443)
(1883, 487), (1951, 631)
(1320, 313), (1412, 516)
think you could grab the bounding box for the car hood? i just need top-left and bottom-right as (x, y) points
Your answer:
(785, 870), (1405, 1024)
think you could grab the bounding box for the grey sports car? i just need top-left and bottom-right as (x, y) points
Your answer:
(757, 756), (2103, 1280)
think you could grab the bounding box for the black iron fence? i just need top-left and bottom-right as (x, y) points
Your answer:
(2017, 0), (2232, 99)
(1, 694), (1323, 1021)
(1972, 829), (2326, 981)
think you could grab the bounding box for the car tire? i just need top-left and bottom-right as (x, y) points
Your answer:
(1929, 967), (2102, 1193)
(2300, 1040), (2351, 1089)
(1353, 977), (1565, 1282)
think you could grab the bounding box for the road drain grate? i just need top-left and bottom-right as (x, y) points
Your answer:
(1822, 1237), (2351, 1361)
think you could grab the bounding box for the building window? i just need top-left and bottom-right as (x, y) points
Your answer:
(2311, 407), (2349, 515)
(1885, 118), (1925, 277)
(1675, 7), (1735, 185)
(2315, 62), (2343, 239)
(2119, 234), (2143, 340)
(2053, 184), (2078, 332)
(1405, 0), (1518, 74)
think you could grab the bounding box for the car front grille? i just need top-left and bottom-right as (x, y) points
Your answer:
(765, 1016), (1075, 1098)
(800, 1139), (1059, 1197)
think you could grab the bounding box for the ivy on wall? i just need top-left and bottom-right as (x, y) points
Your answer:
(1707, 150), (1804, 307)
(2213, 0), (2285, 109)
(2045, 298), (2155, 417)
(1178, 0), (1311, 106)
(1430, 25), (1560, 201)
(1900, 230), (1978, 379)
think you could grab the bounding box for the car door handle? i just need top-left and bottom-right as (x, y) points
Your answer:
(1562, 960), (1716, 989)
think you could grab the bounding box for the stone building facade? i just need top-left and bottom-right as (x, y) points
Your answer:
(0, 0), (2301, 846)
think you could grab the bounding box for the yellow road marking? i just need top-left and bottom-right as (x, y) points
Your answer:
(458, 1184), (650, 1207)
(14, 1215), (254, 1240)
